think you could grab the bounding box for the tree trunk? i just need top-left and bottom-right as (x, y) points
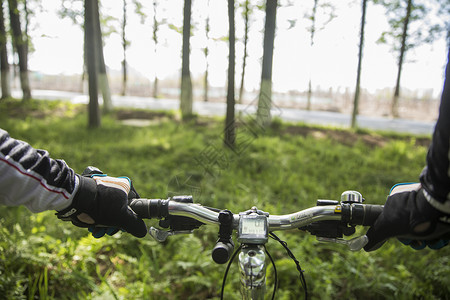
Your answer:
(0, 0), (11, 99)
(180, 0), (193, 119)
(153, 76), (158, 98)
(224, 0), (235, 149)
(94, 0), (112, 113)
(12, 47), (17, 87)
(204, 2), (210, 102)
(152, 0), (159, 98)
(23, 0), (29, 55)
(351, 0), (367, 129)
(203, 52), (209, 102)
(256, 0), (277, 128)
(306, 0), (318, 111)
(8, 0), (31, 101)
(121, 0), (127, 96)
(85, 0), (100, 128)
(307, 79), (312, 110)
(238, 0), (250, 104)
(392, 0), (412, 118)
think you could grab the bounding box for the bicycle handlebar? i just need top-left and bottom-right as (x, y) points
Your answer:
(129, 196), (450, 254)
(128, 198), (383, 229)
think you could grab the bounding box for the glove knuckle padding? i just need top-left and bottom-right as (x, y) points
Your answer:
(93, 176), (131, 195)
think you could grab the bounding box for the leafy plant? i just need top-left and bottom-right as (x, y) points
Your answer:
(0, 99), (448, 299)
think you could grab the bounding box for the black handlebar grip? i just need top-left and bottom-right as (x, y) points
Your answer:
(129, 199), (169, 219)
(349, 204), (384, 226)
(362, 204), (384, 226)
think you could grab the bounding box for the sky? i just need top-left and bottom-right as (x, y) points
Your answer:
(27, 0), (448, 97)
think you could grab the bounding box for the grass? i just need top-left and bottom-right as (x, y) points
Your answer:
(0, 98), (449, 299)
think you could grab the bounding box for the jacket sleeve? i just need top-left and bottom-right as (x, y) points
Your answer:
(0, 129), (77, 212)
(420, 48), (450, 215)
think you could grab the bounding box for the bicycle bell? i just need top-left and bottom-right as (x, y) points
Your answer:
(340, 190), (364, 203)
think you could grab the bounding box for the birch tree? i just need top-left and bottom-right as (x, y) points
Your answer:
(203, 0), (210, 102)
(351, 0), (368, 129)
(0, 0), (10, 99)
(121, 0), (128, 96)
(256, 0), (277, 128)
(95, 3), (112, 113)
(152, 0), (160, 98)
(304, 0), (335, 110)
(391, 0), (412, 118)
(180, 0), (193, 119)
(224, 0), (236, 148)
(375, 0), (440, 117)
(238, 0), (252, 104)
(8, 0), (31, 101)
(85, 0), (100, 128)
(59, 0), (112, 112)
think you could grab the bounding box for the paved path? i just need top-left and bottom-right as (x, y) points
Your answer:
(21, 89), (436, 135)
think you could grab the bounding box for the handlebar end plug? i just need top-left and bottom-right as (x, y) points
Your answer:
(212, 241), (234, 264)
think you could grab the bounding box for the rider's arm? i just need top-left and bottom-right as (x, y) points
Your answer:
(0, 128), (146, 238)
(365, 50), (450, 251)
(420, 48), (450, 215)
(0, 128), (77, 212)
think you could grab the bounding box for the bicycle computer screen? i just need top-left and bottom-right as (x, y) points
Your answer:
(242, 217), (265, 235)
(238, 215), (268, 244)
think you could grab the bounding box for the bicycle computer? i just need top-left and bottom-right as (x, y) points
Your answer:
(238, 214), (268, 244)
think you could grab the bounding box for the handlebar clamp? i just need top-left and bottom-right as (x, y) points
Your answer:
(212, 210), (235, 264)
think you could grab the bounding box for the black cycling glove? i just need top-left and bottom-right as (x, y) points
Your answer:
(56, 174), (147, 238)
(364, 183), (449, 251)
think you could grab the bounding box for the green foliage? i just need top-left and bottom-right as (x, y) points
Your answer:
(168, 23), (183, 34)
(374, 0), (442, 52)
(58, 0), (84, 27)
(0, 99), (449, 299)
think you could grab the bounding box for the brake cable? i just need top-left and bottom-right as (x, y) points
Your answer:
(220, 244), (241, 300)
(265, 245), (277, 300)
(269, 232), (308, 299)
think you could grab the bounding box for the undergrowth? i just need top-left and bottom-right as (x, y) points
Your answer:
(0, 98), (448, 299)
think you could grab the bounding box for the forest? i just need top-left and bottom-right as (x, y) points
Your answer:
(1, 0), (450, 299)
(1, 0), (449, 130)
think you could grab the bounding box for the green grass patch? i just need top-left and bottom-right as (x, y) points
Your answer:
(0, 99), (448, 299)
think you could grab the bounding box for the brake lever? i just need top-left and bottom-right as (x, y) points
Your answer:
(148, 226), (194, 242)
(316, 235), (369, 251)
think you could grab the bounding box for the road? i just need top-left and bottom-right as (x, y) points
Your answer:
(21, 89), (436, 135)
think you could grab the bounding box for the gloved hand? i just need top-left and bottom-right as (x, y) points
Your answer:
(56, 174), (147, 238)
(364, 183), (449, 251)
